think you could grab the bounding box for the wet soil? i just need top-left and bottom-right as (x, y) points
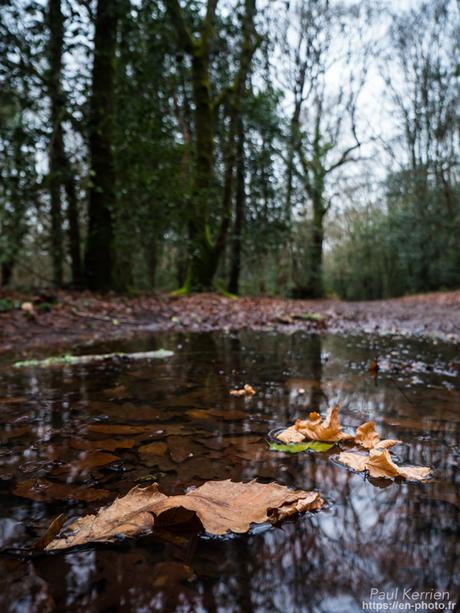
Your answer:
(0, 331), (459, 612)
(1, 290), (460, 359)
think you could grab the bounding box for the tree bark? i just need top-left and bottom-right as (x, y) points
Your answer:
(304, 193), (325, 298)
(47, 0), (82, 288)
(1, 261), (14, 287)
(166, 0), (257, 291)
(47, 0), (65, 287)
(228, 116), (245, 294)
(84, 0), (120, 291)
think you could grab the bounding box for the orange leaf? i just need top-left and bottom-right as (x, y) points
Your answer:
(278, 405), (353, 443)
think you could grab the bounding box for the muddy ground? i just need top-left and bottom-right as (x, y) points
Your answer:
(1, 290), (460, 357)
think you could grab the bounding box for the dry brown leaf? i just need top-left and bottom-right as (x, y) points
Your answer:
(230, 384), (256, 397)
(45, 480), (324, 550)
(87, 424), (154, 435)
(337, 448), (430, 481)
(53, 451), (119, 475)
(138, 441), (168, 456)
(70, 438), (136, 452)
(354, 421), (380, 449)
(337, 451), (369, 472)
(277, 405), (353, 443)
(367, 448), (430, 480)
(355, 421), (401, 450)
(276, 425), (306, 444)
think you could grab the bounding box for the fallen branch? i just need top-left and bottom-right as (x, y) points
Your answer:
(13, 349), (174, 368)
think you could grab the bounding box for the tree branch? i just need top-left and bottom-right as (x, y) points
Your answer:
(164, 0), (195, 54)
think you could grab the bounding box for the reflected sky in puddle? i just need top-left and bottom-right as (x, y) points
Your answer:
(0, 331), (459, 612)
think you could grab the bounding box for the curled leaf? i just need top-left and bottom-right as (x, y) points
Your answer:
(355, 421), (401, 450)
(367, 448), (430, 481)
(276, 425), (306, 444)
(337, 451), (368, 472)
(337, 448), (430, 481)
(45, 480), (324, 550)
(277, 405), (353, 443)
(355, 421), (380, 449)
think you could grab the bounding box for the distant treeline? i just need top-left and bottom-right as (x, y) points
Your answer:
(0, 0), (458, 299)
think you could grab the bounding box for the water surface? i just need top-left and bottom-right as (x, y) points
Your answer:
(0, 332), (459, 612)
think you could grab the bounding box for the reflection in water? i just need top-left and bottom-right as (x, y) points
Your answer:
(0, 332), (459, 612)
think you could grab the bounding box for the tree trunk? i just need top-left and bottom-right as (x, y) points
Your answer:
(84, 0), (120, 291)
(187, 48), (217, 290)
(47, 0), (65, 287)
(304, 193), (325, 298)
(47, 0), (82, 288)
(228, 117), (245, 294)
(166, 0), (257, 292)
(64, 169), (82, 287)
(1, 261), (14, 287)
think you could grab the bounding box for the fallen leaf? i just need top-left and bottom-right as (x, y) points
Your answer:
(21, 302), (34, 314)
(276, 426), (306, 444)
(268, 441), (334, 453)
(14, 479), (111, 502)
(355, 421), (401, 450)
(337, 451), (369, 472)
(367, 448), (430, 480)
(337, 448), (430, 481)
(45, 480), (324, 550)
(86, 423), (156, 436)
(71, 438), (136, 452)
(230, 384), (256, 397)
(138, 442), (168, 456)
(355, 421), (380, 449)
(54, 451), (119, 475)
(32, 515), (66, 550)
(277, 405), (353, 443)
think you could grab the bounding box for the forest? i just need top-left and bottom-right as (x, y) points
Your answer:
(1, 0), (458, 300)
(1, 3), (460, 611)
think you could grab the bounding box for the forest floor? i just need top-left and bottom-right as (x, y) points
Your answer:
(1, 289), (460, 357)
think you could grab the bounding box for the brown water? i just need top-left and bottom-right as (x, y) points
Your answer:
(0, 332), (459, 612)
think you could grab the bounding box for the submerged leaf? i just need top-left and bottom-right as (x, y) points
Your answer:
(268, 441), (334, 453)
(45, 480), (324, 550)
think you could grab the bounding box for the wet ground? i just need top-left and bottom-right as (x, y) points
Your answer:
(2, 290), (460, 357)
(0, 331), (459, 612)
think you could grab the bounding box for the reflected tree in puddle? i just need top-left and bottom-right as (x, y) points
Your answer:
(0, 331), (459, 611)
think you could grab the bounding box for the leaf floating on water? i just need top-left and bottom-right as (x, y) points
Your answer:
(13, 349), (174, 369)
(354, 421), (401, 450)
(277, 405), (353, 443)
(45, 480), (324, 550)
(268, 441), (334, 453)
(337, 451), (369, 472)
(337, 449), (431, 481)
(230, 384), (256, 397)
(355, 421), (380, 449)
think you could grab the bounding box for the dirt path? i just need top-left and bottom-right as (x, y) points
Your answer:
(1, 290), (460, 357)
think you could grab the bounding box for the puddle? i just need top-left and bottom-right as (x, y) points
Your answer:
(0, 332), (459, 611)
